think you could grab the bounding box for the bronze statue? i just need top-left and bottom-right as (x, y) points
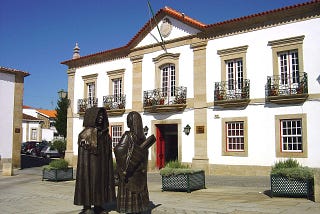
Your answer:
(114, 111), (155, 213)
(74, 107), (116, 214)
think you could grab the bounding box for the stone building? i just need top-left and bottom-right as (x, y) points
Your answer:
(61, 1), (320, 175)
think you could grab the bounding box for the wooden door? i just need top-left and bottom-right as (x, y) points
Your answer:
(156, 126), (165, 169)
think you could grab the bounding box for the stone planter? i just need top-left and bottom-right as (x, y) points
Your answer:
(161, 170), (205, 193)
(270, 175), (313, 199)
(42, 168), (73, 182)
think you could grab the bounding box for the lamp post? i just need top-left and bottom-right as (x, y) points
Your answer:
(58, 89), (68, 99)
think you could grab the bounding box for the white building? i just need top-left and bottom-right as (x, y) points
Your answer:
(0, 66), (29, 174)
(22, 106), (57, 142)
(62, 1), (320, 175)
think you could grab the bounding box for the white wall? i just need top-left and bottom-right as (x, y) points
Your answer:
(0, 72), (15, 159)
(70, 16), (320, 169)
(42, 128), (54, 142)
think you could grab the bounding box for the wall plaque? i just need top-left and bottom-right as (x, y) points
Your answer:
(196, 126), (205, 134)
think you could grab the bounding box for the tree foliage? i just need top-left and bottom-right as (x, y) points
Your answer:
(54, 96), (69, 138)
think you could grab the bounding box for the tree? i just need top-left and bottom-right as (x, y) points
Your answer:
(54, 96), (69, 138)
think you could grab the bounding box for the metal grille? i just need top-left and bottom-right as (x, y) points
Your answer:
(43, 168), (73, 182)
(271, 175), (313, 199)
(162, 171), (205, 193)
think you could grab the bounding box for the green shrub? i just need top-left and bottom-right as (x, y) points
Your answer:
(272, 158), (300, 170)
(160, 160), (202, 176)
(165, 160), (189, 169)
(46, 159), (69, 170)
(271, 159), (313, 180)
(52, 140), (66, 155)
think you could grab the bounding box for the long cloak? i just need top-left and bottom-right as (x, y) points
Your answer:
(114, 131), (149, 213)
(74, 107), (115, 207)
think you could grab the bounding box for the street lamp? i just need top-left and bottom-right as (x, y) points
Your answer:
(58, 89), (68, 99)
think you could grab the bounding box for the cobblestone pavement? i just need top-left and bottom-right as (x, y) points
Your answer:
(0, 167), (319, 214)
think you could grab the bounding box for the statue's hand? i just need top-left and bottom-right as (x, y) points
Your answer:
(80, 140), (90, 149)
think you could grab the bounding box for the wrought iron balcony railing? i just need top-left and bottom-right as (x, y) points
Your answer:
(103, 94), (126, 110)
(78, 98), (98, 113)
(214, 79), (250, 102)
(143, 86), (187, 107)
(266, 72), (308, 97)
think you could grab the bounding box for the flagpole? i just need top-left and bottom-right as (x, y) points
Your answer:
(147, 1), (167, 53)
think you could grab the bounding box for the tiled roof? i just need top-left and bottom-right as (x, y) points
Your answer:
(23, 113), (43, 121)
(61, 0), (320, 67)
(37, 109), (57, 118)
(205, 0), (318, 28)
(0, 66), (30, 77)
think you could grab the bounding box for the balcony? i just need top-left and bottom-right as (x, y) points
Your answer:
(103, 94), (126, 116)
(265, 72), (308, 104)
(78, 98), (98, 114)
(143, 86), (187, 113)
(214, 79), (250, 108)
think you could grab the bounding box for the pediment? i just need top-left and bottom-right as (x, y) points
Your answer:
(136, 16), (201, 48)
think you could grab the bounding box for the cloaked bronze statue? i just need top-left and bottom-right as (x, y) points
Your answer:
(74, 107), (116, 214)
(114, 111), (156, 213)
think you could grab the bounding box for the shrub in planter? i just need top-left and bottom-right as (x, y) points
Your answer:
(43, 159), (73, 181)
(160, 160), (205, 193)
(270, 159), (314, 199)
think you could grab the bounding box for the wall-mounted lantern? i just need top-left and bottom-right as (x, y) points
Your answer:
(143, 126), (149, 136)
(183, 124), (191, 135)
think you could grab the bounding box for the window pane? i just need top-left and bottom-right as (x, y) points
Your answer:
(281, 119), (303, 152)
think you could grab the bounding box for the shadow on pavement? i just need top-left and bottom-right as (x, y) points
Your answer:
(21, 154), (52, 169)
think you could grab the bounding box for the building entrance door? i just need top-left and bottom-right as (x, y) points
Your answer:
(156, 124), (178, 169)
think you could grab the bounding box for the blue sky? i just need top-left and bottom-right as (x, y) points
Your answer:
(0, 0), (308, 109)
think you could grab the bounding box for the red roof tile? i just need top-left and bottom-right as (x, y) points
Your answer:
(37, 109), (57, 118)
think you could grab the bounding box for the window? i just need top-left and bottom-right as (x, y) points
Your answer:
(153, 53), (180, 91)
(82, 73), (98, 107)
(113, 78), (122, 97)
(217, 45), (248, 83)
(275, 114), (307, 158)
(279, 50), (299, 85)
(31, 128), (37, 140)
(268, 35), (304, 77)
(161, 64), (175, 97)
(226, 121), (244, 151)
(111, 125), (123, 148)
(87, 82), (95, 106)
(226, 59), (243, 90)
(222, 117), (248, 156)
(107, 69), (125, 99)
(281, 119), (302, 152)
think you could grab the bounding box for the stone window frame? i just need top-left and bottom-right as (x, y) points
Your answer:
(82, 74), (98, 98)
(110, 122), (124, 148)
(267, 35), (305, 76)
(275, 113), (308, 158)
(221, 117), (248, 157)
(152, 53), (180, 89)
(107, 69), (125, 96)
(217, 45), (248, 82)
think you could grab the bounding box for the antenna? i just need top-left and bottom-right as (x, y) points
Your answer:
(147, 1), (167, 53)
